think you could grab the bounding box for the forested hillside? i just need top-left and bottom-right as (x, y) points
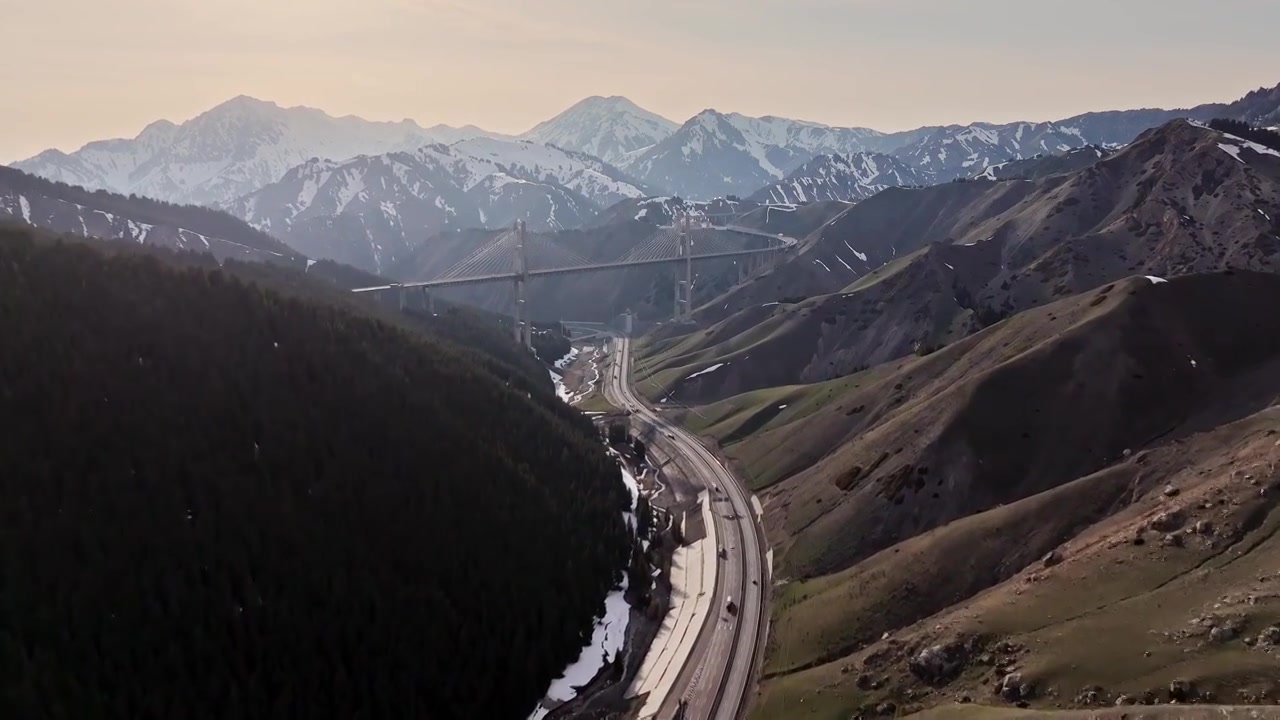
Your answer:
(0, 225), (632, 720)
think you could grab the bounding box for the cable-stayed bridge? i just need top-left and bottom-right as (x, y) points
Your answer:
(353, 215), (796, 345)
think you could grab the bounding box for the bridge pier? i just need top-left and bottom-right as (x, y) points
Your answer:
(513, 277), (525, 344)
(673, 268), (681, 319)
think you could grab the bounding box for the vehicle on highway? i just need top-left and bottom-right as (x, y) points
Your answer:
(718, 546), (727, 560)
(726, 597), (738, 616)
(665, 432), (675, 439)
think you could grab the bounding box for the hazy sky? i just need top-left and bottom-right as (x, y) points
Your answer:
(4, 0), (1279, 163)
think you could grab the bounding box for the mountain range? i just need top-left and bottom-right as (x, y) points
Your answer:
(8, 83), (1280, 276)
(614, 110), (888, 200)
(225, 138), (649, 273)
(12, 96), (500, 207)
(749, 152), (928, 205)
(969, 145), (1113, 181)
(641, 119), (1280, 403)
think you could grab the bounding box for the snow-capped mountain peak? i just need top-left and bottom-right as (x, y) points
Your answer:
(13, 96), (503, 207)
(520, 96), (677, 165)
(225, 137), (648, 275)
(619, 109), (885, 200)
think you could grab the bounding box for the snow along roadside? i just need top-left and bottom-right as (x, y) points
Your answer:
(525, 403), (641, 719)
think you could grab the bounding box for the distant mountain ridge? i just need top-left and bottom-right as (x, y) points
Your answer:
(11, 83), (1280, 275)
(225, 138), (649, 273)
(617, 83), (1280, 200)
(970, 145), (1112, 181)
(12, 96), (502, 207)
(640, 119), (1280, 405)
(13, 85), (1280, 213)
(749, 152), (929, 204)
(892, 121), (1090, 182)
(618, 109), (886, 200)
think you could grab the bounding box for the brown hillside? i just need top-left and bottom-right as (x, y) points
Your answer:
(733, 271), (1280, 718)
(756, 399), (1280, 718)
(753, 271), (1280, 577)
(640, 121), (1280, 404)
(731, 200), (855, 239)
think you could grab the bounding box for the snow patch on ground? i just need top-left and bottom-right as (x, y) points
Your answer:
(1220, 133), (1280, 162)
(686, 362), (728, 381)
(620, 462), (640, 509)
(549, 368), (573, 403)
(571, 347), (602, 404)
(813, 258), (831, 272)
(555, 346), (581, 370)
(528, 446), (644, 720)
(549, 346), (600, 404)
(843, 239), (868, 262)
(1145, 275), (1168, 284)
(1218, 143), (1245, 164)
(528, 578), (631, 719)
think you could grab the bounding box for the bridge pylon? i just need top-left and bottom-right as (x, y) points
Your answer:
(513, 220), (531, 348)
(674, 212), (693, 320)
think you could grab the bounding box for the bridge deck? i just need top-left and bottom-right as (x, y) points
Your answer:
(351, 244), (788, 293)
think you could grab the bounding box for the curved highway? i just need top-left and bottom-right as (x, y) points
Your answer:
(718, 223), (799, 249)
(603, 334), (768, 720)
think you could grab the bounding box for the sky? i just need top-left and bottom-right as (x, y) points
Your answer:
(4, 0), (1280, 163)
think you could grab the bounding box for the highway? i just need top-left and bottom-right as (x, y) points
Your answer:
(602, 333), (768, 720)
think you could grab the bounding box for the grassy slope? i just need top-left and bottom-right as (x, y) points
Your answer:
(662, 272), (1280, 719)
(633, 247), (932, 407)
(638, 121), (1280, 411)
(754, 418), (1280, 717)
